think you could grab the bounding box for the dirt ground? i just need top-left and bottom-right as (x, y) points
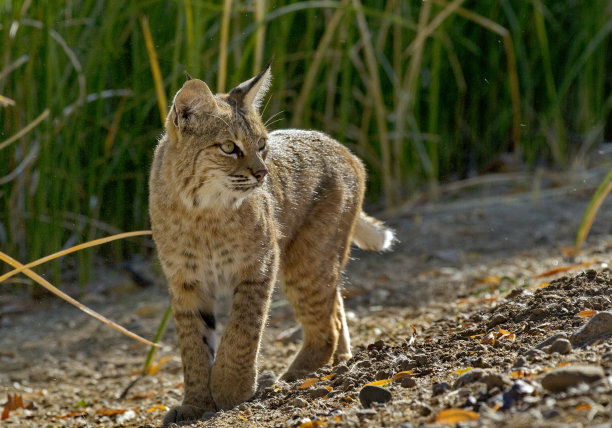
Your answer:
(1, 168), (612, 427)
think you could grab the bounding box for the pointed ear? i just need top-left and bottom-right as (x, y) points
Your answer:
(166, 79), (217, 139)
(228, 58), (272, 111)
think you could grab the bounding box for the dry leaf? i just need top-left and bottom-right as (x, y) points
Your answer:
(578, 310), (597, 318)
(146, 405), (168, 412)
(298, 378), (319, 389)
(50, 410), (88, 420)
(393, 371), (415, 381)
(575, 403), (592, 411)
(535, 258), (597, 278)
(298, 419), (327, 428)
(320, 373), (336, 381)
(363, 379), (392, 388)
(434, 408), (479, 424)
(453, 367), (472, 375)
(479, 275), (501, 284)
(2, 394), (32, 420)
(237, 413), (248, 421)
(96, 408), (127, 416)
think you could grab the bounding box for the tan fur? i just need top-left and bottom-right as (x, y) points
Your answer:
(149, 64), (394, 424)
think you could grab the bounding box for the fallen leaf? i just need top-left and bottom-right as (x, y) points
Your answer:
(363, 379), (392, 388)
(50, 410), (88, 420)
(453, 367), (472, 375)
(298, 378), (319, 389)
(479, 275), (501, 284)
(434, 408), (479, 424)
(2, 394), (32, 421)
(320, 373), (336, 381)
(298, 419), (327, 427)
(575, 403), (592, 411)
(96, 408), (127, 416)
(237, 413), (248, 421)
(393, 371), (415, 381)
(578, 310), (597, 318)
(535, 258), (597, 278)
(146, 405), (168, 412)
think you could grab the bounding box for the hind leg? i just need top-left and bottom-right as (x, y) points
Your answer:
(333, 289), (352, 364)
(279, 210), (357, 381)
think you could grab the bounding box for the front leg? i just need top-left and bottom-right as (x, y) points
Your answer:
(210, 277), (274, 410)
(163, 285), (217, 425)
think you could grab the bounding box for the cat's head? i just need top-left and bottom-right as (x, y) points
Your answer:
(164, 61), (272, 210)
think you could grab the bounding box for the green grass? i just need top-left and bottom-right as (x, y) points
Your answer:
(1, 0), (610, 282)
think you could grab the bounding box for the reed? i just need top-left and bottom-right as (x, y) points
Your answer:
(1, 0), (610, 282)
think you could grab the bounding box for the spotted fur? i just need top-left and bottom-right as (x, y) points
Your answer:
(149, 62), (394, 425)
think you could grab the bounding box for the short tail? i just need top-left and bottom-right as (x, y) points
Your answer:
(352, 211), (395, 251)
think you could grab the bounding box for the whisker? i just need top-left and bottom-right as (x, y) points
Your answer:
(264, 117), (284, 129)
(264, 110), (285, 127)
(261, 95), (272, 116)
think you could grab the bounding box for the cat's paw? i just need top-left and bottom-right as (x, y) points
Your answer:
(162, 404), (208, 426)
(280, 369), (311, 383)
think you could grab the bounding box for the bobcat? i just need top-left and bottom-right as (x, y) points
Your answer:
(149, 61), (394, 424)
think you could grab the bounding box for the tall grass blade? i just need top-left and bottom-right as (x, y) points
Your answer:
(141, 15), (168, 124)
(574, 169), (612, 255)
(0, 108), (49, 151)
(0, 250), (161, 348)
(218, 0), (233, 92)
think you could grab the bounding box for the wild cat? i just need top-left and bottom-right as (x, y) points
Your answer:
(149, 61), (394, 424)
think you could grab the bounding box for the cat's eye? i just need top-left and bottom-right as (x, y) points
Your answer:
(220, 141), (236, 154)
(257, 138), (267, 151)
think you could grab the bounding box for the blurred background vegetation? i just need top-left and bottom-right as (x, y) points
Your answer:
(1, 0), (611, 283)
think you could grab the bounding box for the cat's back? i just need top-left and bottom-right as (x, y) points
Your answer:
(264, 129), (366, 243)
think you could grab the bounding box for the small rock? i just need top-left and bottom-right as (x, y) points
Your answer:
(356, 360), (371, 369)
(525, 348), (545, 361)
(359, 385), (392, 408)
(398, 358), (416, 371)
(356, 408), (377, 419)
(398, 423), (414, 428)
(414, 354), (428, 365)
(116, 409), (136, 424)
(547, 338), (572, 354)
(482, 373), (510, 390)
(401, 378), (417, 388)
(309, 387), (330, 398)
(293, 397), (308, 408)
(454, 368), (485, 388)
(487, 313), (507, 328)
(334, 364), (350, 375)
(416, 402), (433, 416)
(368, 339), (386, 350)
(512, 357), (527, 368)
(570, 311), (612, 347)
(540, 365), (605, 393)
(533, 333), (568, 350)
(432, 382), (450, 396)
(375, 369), (390, 380)
(470, 356), (492, 368)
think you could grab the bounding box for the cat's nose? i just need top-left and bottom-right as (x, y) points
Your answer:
(253, 169), (268, 182)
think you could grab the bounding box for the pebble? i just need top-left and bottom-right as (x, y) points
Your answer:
(334, 364), (350, 375)
(453, 368), (485, 388)
(512, 356), (527, 368)
(401, 378), (417, 388)
(547, 338), (572, 354)
(482, 373), (510, 390)
(540, 364), (605, 392)
(432, 382), (450, 396)
(533, 333), (568, 350)
(359, 385), (392, 408)
(309, 387), (330, 399)
(570, 311), (612, 347)
(292, 397), (308, 408)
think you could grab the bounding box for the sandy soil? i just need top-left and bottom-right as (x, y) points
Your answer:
(1, 169), (612, 427)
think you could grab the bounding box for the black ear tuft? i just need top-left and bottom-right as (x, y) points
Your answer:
(185, 71), (193, 81)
